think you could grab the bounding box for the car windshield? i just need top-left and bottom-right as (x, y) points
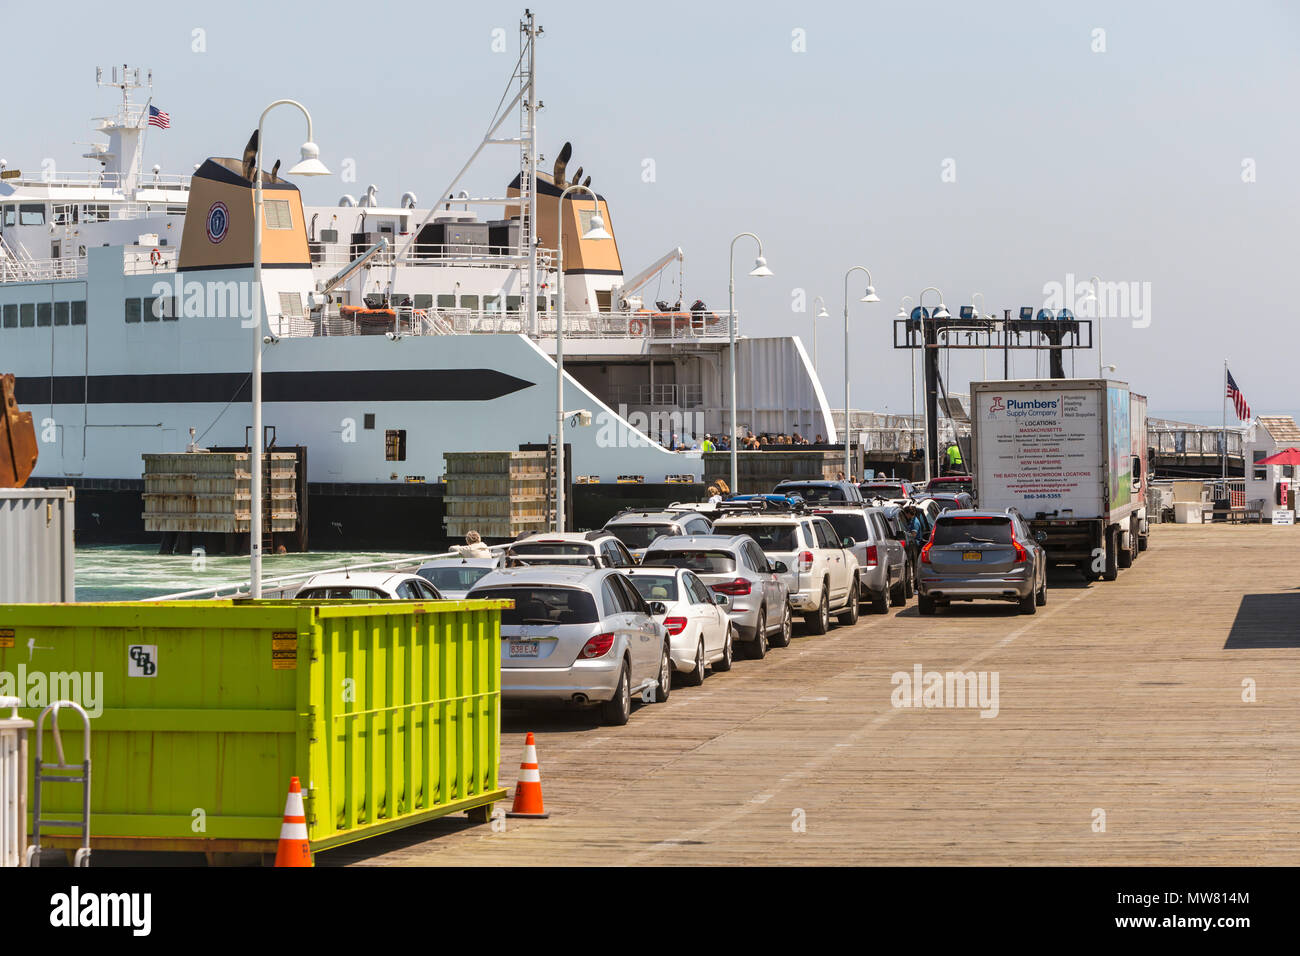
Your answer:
(717, 523), (798, 551)
(777, 485), (845, 503)
(608, 524), (671, 549)
(822, 513), (868, 539)
(932, 517), (1013, 546)
(861, 483), (903, 496)
(418, 565), (494, 592)
(643, 549), (737, 574)
(469, 586), (599, 625)
(628, 574), (679, 603)
(510, 541), (595, 556)
(928, 478), (969, 492)
(296, 586), (388, 599)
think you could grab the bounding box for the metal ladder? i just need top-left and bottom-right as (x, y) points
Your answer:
(546, 437), (558, 531)
(25, 700), (91, 867)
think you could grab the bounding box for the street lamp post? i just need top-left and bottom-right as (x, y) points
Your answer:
(554, 184), (611, 532)
(896, 296), (915, 457)
(250, 100), (329, 597)
(811, 295), (829, 372)
(971, 291), (989, 380)
(728, 233), (772, 491)
(1086, 274), (1103, 376)
(842, 267), (878, 480)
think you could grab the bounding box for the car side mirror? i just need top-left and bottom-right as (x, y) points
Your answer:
(713, 593), (730, 608)
(841, 536), (855, 549)
(647, 600), (667, 616)
(771, 560), (788, 574)
(1034, 531), (1047, 543)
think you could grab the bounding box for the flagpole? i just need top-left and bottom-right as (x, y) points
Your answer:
(1221, 360), (1227, 485)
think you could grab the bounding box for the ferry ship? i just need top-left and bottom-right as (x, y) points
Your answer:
(0, 16), (833, 546)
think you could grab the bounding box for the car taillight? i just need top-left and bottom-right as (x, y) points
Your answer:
(798, 551), (814, 572)
(865, 545), (878, 567)
(1011, 537), (1028, 562)
(711, 578), (751, 596)
(920, 541), (933, 564)
(662, 616), (688, 635)
(578, 633), (615, 659)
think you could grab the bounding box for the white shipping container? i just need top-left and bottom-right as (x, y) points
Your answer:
(0, 487), (76, 603)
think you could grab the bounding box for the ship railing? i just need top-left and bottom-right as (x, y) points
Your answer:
(123, 247), (178, 275)
(272, 306), (737, 341)
(0, 255), (87, 283)
(309, 241), (556, 271)
(0, 171), (190, 190)
(146, 546), (508, 601)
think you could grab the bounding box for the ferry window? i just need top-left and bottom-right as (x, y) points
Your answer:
(436, 294), (455, 309)
(460, 295), (479, 311)
(19, 204), (46, 226)
(485, 294), (503, 313)
(1, 304), (15, 328)
(363, 414), (375, 430)
(82, 205), (109, 223)
(144, 296), (161, 322)
(536, 295), (548, 313)
(595, 290), (612, 312)
(167, 206), (186, 215)
(507, 295), (522, 312)
(125, 298), (142, 323)
(264, 200), (293, 230)
(385, 429), (407, 462)
(54, 302), (70, 326)
(413, 294), (433, 310)
(70, 301), (86, 325)
(36, 303), (52, 327)
(150, 296), (177, 321)
(2, 206), (14, 227)
(19, 303), (35, 328)
(52, 204), (77, 225)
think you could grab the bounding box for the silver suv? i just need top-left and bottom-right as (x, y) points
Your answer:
(809, 506), (909, 611)
(603, 509), (714, 562)
(640, 534), (792, 659)
(467, 566), (672, 726)
(710, 510), (861, 634)
(917, 509), (1047, 616)
(505, 531), (636, 569)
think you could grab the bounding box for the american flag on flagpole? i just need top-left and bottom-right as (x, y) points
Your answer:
(1226, 367), (1251, 421)
(148, 105), (170, 129)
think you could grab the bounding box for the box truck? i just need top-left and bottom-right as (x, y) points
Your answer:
(970, 379), (1148, 581)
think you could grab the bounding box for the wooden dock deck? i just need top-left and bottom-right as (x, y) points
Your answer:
(327, 523), (1300, 866)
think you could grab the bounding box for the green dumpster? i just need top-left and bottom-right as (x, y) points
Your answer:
(0, 598), (510, 858)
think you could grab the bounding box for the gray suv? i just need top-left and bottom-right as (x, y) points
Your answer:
(641, 534), (792, 659)
(505, 531), (636, 569)
(603, 509), (714, 562)
(468, 566), (672, 726)
(812, 506), (910, 611)
(917, 509), (1047, 616)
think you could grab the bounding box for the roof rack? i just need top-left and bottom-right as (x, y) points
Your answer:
(717, 494), (806, 514)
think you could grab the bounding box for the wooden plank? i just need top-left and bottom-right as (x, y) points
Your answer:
(325, 523), (1300, 866)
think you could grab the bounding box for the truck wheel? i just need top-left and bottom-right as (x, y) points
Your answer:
(1079, 561), (1101, 583)
(838, 580), (860, 625)
(806, 586), (830, 634)
(1117, 528), (1134, 569)
(1103, 528), (1119, 581)
(918, 594), (936, 616)
(1137, 533), (1149, 552)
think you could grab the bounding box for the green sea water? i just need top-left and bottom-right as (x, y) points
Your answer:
(74, 544), (426, 602)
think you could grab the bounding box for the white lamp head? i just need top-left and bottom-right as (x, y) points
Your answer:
(815, 305), (829, 319)
(287, 141), (331, 177)
(933, 302), (951, 319)
(749, 255), (773, 278)
(860, 285), (880, 303)
(582, 210), (611, 240)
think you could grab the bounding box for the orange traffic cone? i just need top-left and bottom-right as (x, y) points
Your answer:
(506, 732), (550, 818)
(274, 776), (313, 867)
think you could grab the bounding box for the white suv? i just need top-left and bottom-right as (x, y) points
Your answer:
(711, 510), (861, 634)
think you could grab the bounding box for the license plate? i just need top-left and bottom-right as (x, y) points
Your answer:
(509, 641), (539, 658)
(962, 551), (982, 561)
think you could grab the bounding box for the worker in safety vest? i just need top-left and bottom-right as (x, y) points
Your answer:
(701, 434), (715, 453)
(944, 442), (964, 474)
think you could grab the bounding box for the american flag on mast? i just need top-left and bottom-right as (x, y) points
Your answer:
(1226, 367), (1251, 421)
(147, 105), (170, 129)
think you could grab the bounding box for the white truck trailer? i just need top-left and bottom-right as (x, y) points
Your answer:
(970, 379), (1148, 581)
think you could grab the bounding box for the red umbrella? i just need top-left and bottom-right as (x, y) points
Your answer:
(1255, 447), (1300, 466)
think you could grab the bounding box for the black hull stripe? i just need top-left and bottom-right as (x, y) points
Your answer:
(14, 369), (535, 405)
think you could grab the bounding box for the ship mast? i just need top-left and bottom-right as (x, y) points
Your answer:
(86, 65), (152, 198)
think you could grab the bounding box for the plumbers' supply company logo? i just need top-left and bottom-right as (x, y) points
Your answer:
(205, 200), (229, 243)
(991, 396), (1063, 419)
(988, 397), (1006, 415)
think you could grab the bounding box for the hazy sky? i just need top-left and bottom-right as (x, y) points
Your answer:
(4, 0), (1297, 417)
